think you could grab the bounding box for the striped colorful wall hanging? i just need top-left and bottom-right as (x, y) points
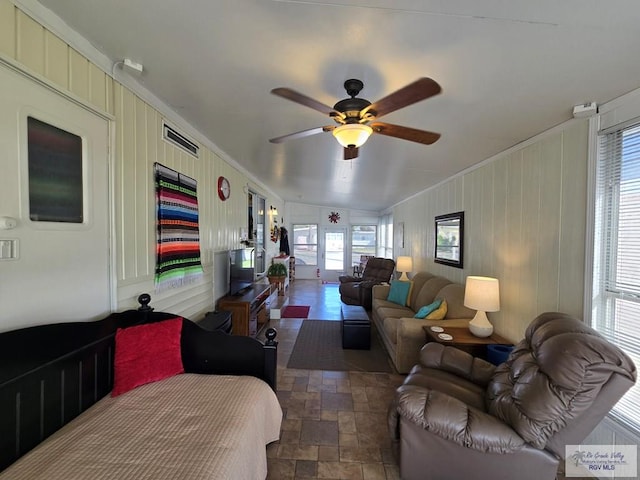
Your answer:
(154, 163), (203, 290)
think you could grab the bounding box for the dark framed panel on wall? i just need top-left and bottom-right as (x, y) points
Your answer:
(28, 116), (84, 223)
(434, 211), (464, 268)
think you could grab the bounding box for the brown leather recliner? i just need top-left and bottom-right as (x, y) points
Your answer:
(339, 257), (395, 310)
(388, 312), (637, 480)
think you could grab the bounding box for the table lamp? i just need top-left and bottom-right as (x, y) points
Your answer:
(464, 276), (500, 337)
(396, 256), (413, 281)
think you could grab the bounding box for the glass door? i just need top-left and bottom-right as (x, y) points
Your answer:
(248, 190), (266, 276)
(321, 227), (346, 282)
(255, 195), (266, 275)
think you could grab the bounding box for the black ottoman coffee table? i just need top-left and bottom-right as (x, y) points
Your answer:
(341, 304), (371, 349)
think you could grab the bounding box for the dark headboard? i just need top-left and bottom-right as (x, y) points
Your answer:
(0, 296), (277, 472)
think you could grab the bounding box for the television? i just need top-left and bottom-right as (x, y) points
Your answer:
(229, 248), (255, 296)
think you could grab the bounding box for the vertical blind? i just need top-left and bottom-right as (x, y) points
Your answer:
(593, 121), (640, 432)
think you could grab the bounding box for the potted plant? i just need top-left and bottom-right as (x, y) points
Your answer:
(267, 262), (287, 284)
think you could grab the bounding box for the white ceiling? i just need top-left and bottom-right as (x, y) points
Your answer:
(33, 0), (640, 211)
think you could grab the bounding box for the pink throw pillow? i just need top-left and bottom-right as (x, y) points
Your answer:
(112, 317), (184, 396)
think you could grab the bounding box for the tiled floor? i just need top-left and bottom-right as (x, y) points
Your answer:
(259, 280), (575, 480)
(260, 280), (406, 480)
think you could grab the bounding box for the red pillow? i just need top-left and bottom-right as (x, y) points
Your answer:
(112, 317), (184, 396)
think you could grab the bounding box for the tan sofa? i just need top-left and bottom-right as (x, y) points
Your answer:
(371, 271), (475, 373)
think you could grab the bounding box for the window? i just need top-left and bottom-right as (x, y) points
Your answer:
(292, 224), (317, 265)
(592, 120), (640, 432)
(351, 225), (376, 267)
(378, 214), (393, 259)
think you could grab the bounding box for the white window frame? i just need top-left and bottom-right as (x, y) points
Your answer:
(292, 223), (318, 266)
(351, 224), (377, 267)
(378, 213), (393, 259)
(587, 112), (640, 435)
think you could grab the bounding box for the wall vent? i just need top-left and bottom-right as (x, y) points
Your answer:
(162, 121), (199, 158)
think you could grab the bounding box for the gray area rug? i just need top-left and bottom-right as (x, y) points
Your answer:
(287, 320), (393, 372)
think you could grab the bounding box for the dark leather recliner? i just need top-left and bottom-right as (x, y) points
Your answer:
(339, 257), (395, 310)
(388, 312), (637, 480)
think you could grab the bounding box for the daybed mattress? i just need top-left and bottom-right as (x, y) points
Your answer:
(0, 374), (282, 480)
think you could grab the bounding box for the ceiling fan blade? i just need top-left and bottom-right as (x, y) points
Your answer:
(269, 126), (334, 144)
(370, 122), (441, 145)
(344, 146), (359, 160)
(271, 87), (341, 116)
(363, 78), (441, 119)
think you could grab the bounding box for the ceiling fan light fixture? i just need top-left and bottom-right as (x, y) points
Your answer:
(332, 123), (373, 148)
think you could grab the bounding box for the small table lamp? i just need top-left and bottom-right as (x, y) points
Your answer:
(464, 276), (500, 337)
(396, 256), (413, 282)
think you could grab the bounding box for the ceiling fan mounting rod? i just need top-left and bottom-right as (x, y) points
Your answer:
(333, 78), (372, 121)
(344, 79), (364, 97)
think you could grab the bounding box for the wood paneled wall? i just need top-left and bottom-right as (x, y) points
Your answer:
(0, 0), (589, 330)
(0, 0), (264, 320)
(0, 1), (112, 113)
(394, 121), (588, 341)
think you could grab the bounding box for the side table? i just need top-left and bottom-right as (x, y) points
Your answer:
(423, 326), (512, 361)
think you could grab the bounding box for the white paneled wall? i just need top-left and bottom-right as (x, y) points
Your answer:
(0, 2), (113, 113)
(0, 0), (272, 321)
(111, 75), (258, 316)
(2, 0), (634, 467)
(0, 0), (590, 329)
(394, 120), (588, 342)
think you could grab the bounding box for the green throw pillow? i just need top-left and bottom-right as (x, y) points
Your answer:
(414, 299), (442, 319)
(387, 280), (413, 306)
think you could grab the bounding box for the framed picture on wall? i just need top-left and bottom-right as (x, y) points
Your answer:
(434, 211), (464, 268)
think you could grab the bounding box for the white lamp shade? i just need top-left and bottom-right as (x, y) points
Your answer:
(396, 256), (413, 273)
(332, 124), (373, 148)
(464, 276), (500, 312)
(465, 276), (500, 337)
(396, 256), (413, 282)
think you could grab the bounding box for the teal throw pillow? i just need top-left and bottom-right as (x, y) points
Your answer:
(414, 299), (442, 319)
(387, 280), (413, 306)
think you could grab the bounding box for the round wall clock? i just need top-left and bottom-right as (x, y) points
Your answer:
(217, 176), (230, 201)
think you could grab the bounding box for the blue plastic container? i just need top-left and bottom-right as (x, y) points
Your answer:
(486, 344), (514, 365)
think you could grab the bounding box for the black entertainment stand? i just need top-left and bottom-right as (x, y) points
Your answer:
(217, 279), (277, 337)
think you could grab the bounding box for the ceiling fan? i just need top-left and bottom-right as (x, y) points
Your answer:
(269, 77), (442, 160)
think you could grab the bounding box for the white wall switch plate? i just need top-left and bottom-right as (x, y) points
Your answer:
(0, 239), (18, 259)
